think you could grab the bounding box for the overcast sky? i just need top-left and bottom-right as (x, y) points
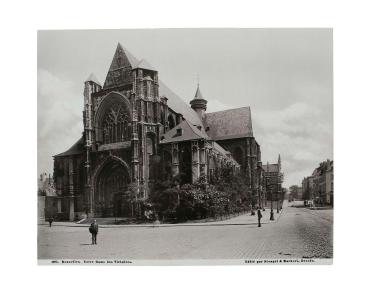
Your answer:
(37, 29), (332, 188)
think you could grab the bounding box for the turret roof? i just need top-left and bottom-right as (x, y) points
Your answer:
(85, 73), (101, 85)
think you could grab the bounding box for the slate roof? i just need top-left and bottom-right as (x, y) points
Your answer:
(133, 59), (156, 71)
(160, 120), (209, 144)
(204, 107), (253, 140)
(159, 80), (203, 126)
(54, 137), (84, 157)
(262, 163), (279, 173)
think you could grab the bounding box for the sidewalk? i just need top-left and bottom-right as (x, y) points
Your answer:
(39, 201), (287, 228)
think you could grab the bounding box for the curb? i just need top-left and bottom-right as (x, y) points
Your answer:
(39, 211), (284, 229)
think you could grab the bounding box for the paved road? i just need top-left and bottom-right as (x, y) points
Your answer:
(38, 205), (333, 260)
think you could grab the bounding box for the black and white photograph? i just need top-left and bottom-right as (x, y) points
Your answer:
(37, 28), (333, 265)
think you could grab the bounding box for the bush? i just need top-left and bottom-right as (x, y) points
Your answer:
(147, 169), (252, 222)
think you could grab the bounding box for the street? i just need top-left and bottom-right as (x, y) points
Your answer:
(38, 204), (333, 260)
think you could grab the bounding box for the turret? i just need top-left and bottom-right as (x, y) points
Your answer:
(84, 73), (101, 147)
(190, 84), (207, 120)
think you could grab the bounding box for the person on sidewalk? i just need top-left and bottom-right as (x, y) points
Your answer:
(257, 208), (262, 227)
(89, 220), (99, 245)
(48, 216), (53, 227)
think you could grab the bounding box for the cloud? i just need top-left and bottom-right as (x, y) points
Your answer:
(253, 102), (333, 187)
(38, 69), (83, 174)
(206, 99), (235, 113)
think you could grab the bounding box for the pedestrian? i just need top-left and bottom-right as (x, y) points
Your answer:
(48, 216), (53, 227)
(89, 219), (99, 245)
(257, 208), (262, 227)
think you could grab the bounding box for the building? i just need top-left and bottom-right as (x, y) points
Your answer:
(262, 155), (284, 203)
(301, 159), (333, 206)
(38, 173), (57, 221)
(317, 160), (334, 205)
(53, 43), (262, 220)
(302, 176), (314, 200)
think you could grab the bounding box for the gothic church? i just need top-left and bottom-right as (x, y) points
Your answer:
(53, 43), (263, 220)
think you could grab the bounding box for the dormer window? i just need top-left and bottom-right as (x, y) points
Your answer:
(176, 128), (183, 136)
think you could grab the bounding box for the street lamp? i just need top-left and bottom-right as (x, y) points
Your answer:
(269, 186), (274, 221)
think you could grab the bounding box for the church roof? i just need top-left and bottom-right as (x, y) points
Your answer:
(160, 120), (209, 144)
(103, 43), (140, 88)
(204, 107), (253, 140)
(110, 43), (139, 70)
(159, 80), (204, 126)
(133, 59), (156, 71)
(262, 163), (279, 173)
(54, 137), (84, 157)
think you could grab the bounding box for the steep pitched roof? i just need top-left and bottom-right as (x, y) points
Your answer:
(103, 43), (140, 88)
(262, 163), (279, 173)
(204, 107), (253, 140)
(133, 59), (156, 71)
(160, 120), (209, 144)
(54, 137), (84, 157)
(159, 80), (203, 126)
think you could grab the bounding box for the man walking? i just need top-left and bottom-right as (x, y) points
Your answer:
(89, 219), (99, 245)
(48, 216), (53, 227)
(257, 208), (262, 227)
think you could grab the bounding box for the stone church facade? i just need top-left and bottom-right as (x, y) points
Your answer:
(53, 43), (263, 220)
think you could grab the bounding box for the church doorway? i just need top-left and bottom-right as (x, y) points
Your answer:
(94, 158), (131, 217)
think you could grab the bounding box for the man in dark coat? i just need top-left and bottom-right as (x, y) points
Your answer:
(257, 208), (262, 227)
(48, 216), (54, 227)
(89, 220), (99, 245)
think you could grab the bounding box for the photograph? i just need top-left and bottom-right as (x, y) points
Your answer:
(37, 28), (333, 265)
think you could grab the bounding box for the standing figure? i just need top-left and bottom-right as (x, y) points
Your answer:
(257, 208), (262, 227)
(48, 216), (54, 227)
(89, 219), (99, 245)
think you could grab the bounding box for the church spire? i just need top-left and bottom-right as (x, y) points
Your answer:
(190, 83), (207, 119)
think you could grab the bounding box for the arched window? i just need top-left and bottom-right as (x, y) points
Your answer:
(101, 103), (129, 144)
(146, 136), (154, 156)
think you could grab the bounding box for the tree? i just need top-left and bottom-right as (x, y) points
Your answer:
(289, 185), (299, 200)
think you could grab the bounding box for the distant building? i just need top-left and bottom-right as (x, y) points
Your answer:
(302, 159), (333, 206)
(262, 155), (284, 202)
(38, 173), (57, 221)
(302, 176), (314, 200)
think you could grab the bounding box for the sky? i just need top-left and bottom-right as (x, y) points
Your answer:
(37, 29), (333, 188)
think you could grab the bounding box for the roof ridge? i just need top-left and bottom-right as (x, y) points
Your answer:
(206, 106), (250, 115)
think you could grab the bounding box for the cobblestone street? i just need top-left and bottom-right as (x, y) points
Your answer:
(38, 204), (333, 260)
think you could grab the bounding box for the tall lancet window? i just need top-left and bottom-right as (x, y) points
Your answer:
(101, 103), (129, 144)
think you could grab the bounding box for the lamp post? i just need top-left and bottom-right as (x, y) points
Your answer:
(269, 186), (274, 221)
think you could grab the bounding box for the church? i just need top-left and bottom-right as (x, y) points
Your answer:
(53, 43), (264, 221)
